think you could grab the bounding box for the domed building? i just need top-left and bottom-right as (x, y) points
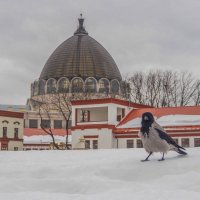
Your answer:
(22, 16), (200, 150)
(24, 16), (130, 150)
(30, 16), (125, 99)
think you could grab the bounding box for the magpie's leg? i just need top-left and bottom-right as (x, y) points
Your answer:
(158, 152), (165, 161)
(141, 152), (152, 162)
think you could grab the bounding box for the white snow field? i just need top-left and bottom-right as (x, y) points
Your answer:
(0, 148), (199, 200)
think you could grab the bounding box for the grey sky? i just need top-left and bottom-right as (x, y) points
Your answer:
(1, 0), (200, 104)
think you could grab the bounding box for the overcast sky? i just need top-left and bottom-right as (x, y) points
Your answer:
(1, 0), (200, 105)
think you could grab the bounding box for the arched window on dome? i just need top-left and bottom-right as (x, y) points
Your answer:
(85, 78), (97, 93)
(111, 80), (120, 94)
(99, 78), (109, 94)
(71, 78), (84, 93)
(47, 79), (56, 94)
(58, 78), (70, 93)
(33, 81), (39, 96)
(38, 80), (45, 95)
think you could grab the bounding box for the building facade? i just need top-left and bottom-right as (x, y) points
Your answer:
(71, 100), (200, 149)
(71, 98), (151, 149)
(114, 106), (200, 149)
(0, 110), (24, 150)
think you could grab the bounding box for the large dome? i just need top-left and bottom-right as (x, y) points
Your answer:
(40, 17), (122, 81)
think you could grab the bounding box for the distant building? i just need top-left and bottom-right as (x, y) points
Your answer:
(0, 104), (27, 112)
(0, 110), (24, 150)
(71, 99), (200, 149)
(114, 106), (200, 149)
(71, 98), (151, 149)
(23, 15), (128, 149)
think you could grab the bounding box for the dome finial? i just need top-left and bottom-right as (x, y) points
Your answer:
(74, 14), (88, 35)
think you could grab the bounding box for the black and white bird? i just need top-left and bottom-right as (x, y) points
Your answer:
(138, 112), (187, 161)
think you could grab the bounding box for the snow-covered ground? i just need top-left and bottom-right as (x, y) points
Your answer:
(0, 148), (199, 200)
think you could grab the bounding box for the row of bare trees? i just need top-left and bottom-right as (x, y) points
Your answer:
(126, 70), (200, 107)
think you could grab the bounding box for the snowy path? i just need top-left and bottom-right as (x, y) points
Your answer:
(0, 148), (199, 200)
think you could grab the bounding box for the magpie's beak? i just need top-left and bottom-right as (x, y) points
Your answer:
(144, 116), (149, 121)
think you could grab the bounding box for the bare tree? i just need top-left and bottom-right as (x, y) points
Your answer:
(36, 99), (60, 150)
(129, 72), (144, 104)
(31, 93), (73, 150)
(178, 72), (199, 106)
(49, 93), (72, 149)
(128, 70), (200, 108)
(193, 80), (200, 106)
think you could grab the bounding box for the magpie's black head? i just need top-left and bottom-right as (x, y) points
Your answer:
(142, 112), (154, 124)
(140, 112), (155, 136)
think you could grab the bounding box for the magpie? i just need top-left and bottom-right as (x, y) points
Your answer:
(139, 112), (187, 161)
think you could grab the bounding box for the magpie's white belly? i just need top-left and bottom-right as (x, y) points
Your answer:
(139, 128), (170, 153)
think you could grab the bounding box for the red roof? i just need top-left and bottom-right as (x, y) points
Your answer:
(24, 128), (71, 136)
(0, 110), (24, 119)
(71, 98), (152, 108)
(118, 106), (200, 127)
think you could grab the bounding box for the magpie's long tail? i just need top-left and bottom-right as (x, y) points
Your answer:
(176, 148), (187, 155)
(175, 143), (186, 151)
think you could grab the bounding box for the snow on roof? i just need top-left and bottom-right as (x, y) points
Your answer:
(118, 114), (200, 129)
(117, 106), (200, 129)
(23, 135), (71, 144)
(23, 128), (71, 144)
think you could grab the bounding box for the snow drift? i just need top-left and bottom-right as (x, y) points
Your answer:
(0, 148), (199, 200)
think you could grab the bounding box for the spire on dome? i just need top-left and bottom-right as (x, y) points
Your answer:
(74, 14), (88, 35)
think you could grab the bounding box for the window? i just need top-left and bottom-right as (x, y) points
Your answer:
(111, 80), (120, 94)
(71, 78), (84, 93)
(181, 138), (189, 148)
(194, 138), (200, 147)
(3, 127), (7, 138)
(117, 108), (125, 121)
(127, 140), (134, 148)
(117, 115), (121, 122)
(85, 78), (97, 93)
(54, 120), (62, 129)
(122, 109), (125, 118)
(80, 110), (90, 122)
(58, 78), (70, 93)
(173, 138), (178, 144)
(41, 120), (51, 128)
(99, 79), (109, 94)
(137, 139), (143, 148)
(14, 147), (18, 151)
(1, 144), (8, 151)
(93, 140), (98, 149)
(85, 140), (90, 149)
(29, 119), (38, 128)
(14, 128), (18, 138)
(47, 79), (56, 94)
